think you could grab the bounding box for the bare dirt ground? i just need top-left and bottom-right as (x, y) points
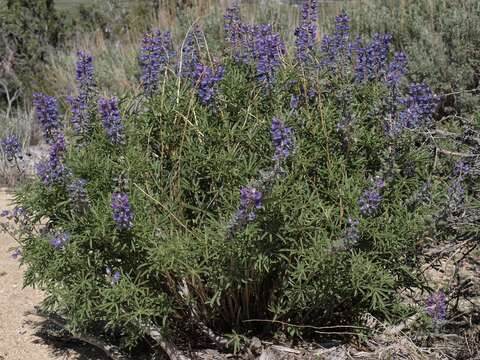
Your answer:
(0, 188), (107, 360)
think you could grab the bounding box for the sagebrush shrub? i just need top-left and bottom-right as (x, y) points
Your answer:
(2, 1), (455, 351)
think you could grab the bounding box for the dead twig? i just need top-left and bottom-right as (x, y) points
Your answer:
(36, 310), (130, 360)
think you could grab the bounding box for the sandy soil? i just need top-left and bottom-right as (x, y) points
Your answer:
(0, 188), (107, 360)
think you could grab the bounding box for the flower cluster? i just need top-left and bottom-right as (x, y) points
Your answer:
(294, 0), (318, 63)
(76, 51), (95, 90)
(251, 24), (286, 85)
(228, 186), (263, 238)
(358, 178), (385, 216)
(106, 267), (121, 285)
(139, 29), (175, 94)
(224, 2), (251, 63)
(224, 6), (285, 85)
(51, 232), (70, 250)
(67, 52), (97, 137)
(385, 52), (408, 90)
(111, 192), (134, 230)
(355, 33), (393, 82)
(98, 97), (125, 144)
(33, 93), (60, 144)
(426, 290), (446, 322)
(320, 10), (350, 70)
(343, 217), (360, 247)
(68, 179), (89, 213)
(271, 117), (293, 163)
(1, 134), (22, 161)
(36, 133), (70, 186)
(191, 62), (225, 106)
(180, 25), (203, 78)
(398, 83), (439, 129)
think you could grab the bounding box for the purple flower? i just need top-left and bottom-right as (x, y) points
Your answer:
(320, 10), (351, 70)
(98, 97), (125, 144)
(0, 209), (10, 217)
(68, 52), (96, 137)
(271, 117), (293, 163)
(227, 186), (263, 238)
(190, 62), (225, 106)
(105, 267), (121, 285)
(224, 8), (285, 86)
(385, 52), (408, 89)
(36, 133), (70, 186)
(290, 95), (300, 110)
(238, 186), (263, 222)
(355, 33), (393, 82)
(344, 217), (360, 247)
(11, 248), (21, 259)
(180, 25), (203, 78)
(50, 232), (70, 250)
(67, 93), (89, 136)
(111, 192), (134, 230)
(358, 178), (385, 216)
(112, 271), (121, 285)
(1, 134), (22, 161)
(139, 29), (175, 94)
(251, 24), (286, 85)
(33, 93), (60, 144)
(453, 160), (470, 177)
(76, 51), (95, 90)
(398, 83), (439, 129)
(426, 290), (446, 321)
(294, 0), (318, 63)
(68, 179), (89, 212)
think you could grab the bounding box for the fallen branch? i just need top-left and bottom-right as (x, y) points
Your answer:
(437, 148), (477, 157)
(381, 313), (421, 337)
(36, 310), (129, 360)
(145, 325), (191, 360)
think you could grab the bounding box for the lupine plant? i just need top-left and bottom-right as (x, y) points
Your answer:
(2, 1), (465, 355)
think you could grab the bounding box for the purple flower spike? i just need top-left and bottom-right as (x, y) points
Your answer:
(358, 177), (385, 216)
(33, 93), (60, 144)
(385, 52), (408, 89)
(191, 62), (225, 106)
(36, 133), (70, 187)
(76, 51), (96, 90)
(271, 117), (293, 163)
(68, 52), (96, 137)
(98, 97), (125, 145)
(294, 0), (318, 63)
(355, 33), (393, 83)
(180, 25), (203, 78)
(320, 10), (351, 70)
(227, 186), (263, 238)
(426, 290), (446, 322)
(50, 232), (70, 250)
(398, 83), (439, 129)
(1, 134), (22, 161)
(68, 179), (89, 213)
(111, 192), (134, 230)
(344, 218), (360, 247)
(140, 29), (175, 94)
